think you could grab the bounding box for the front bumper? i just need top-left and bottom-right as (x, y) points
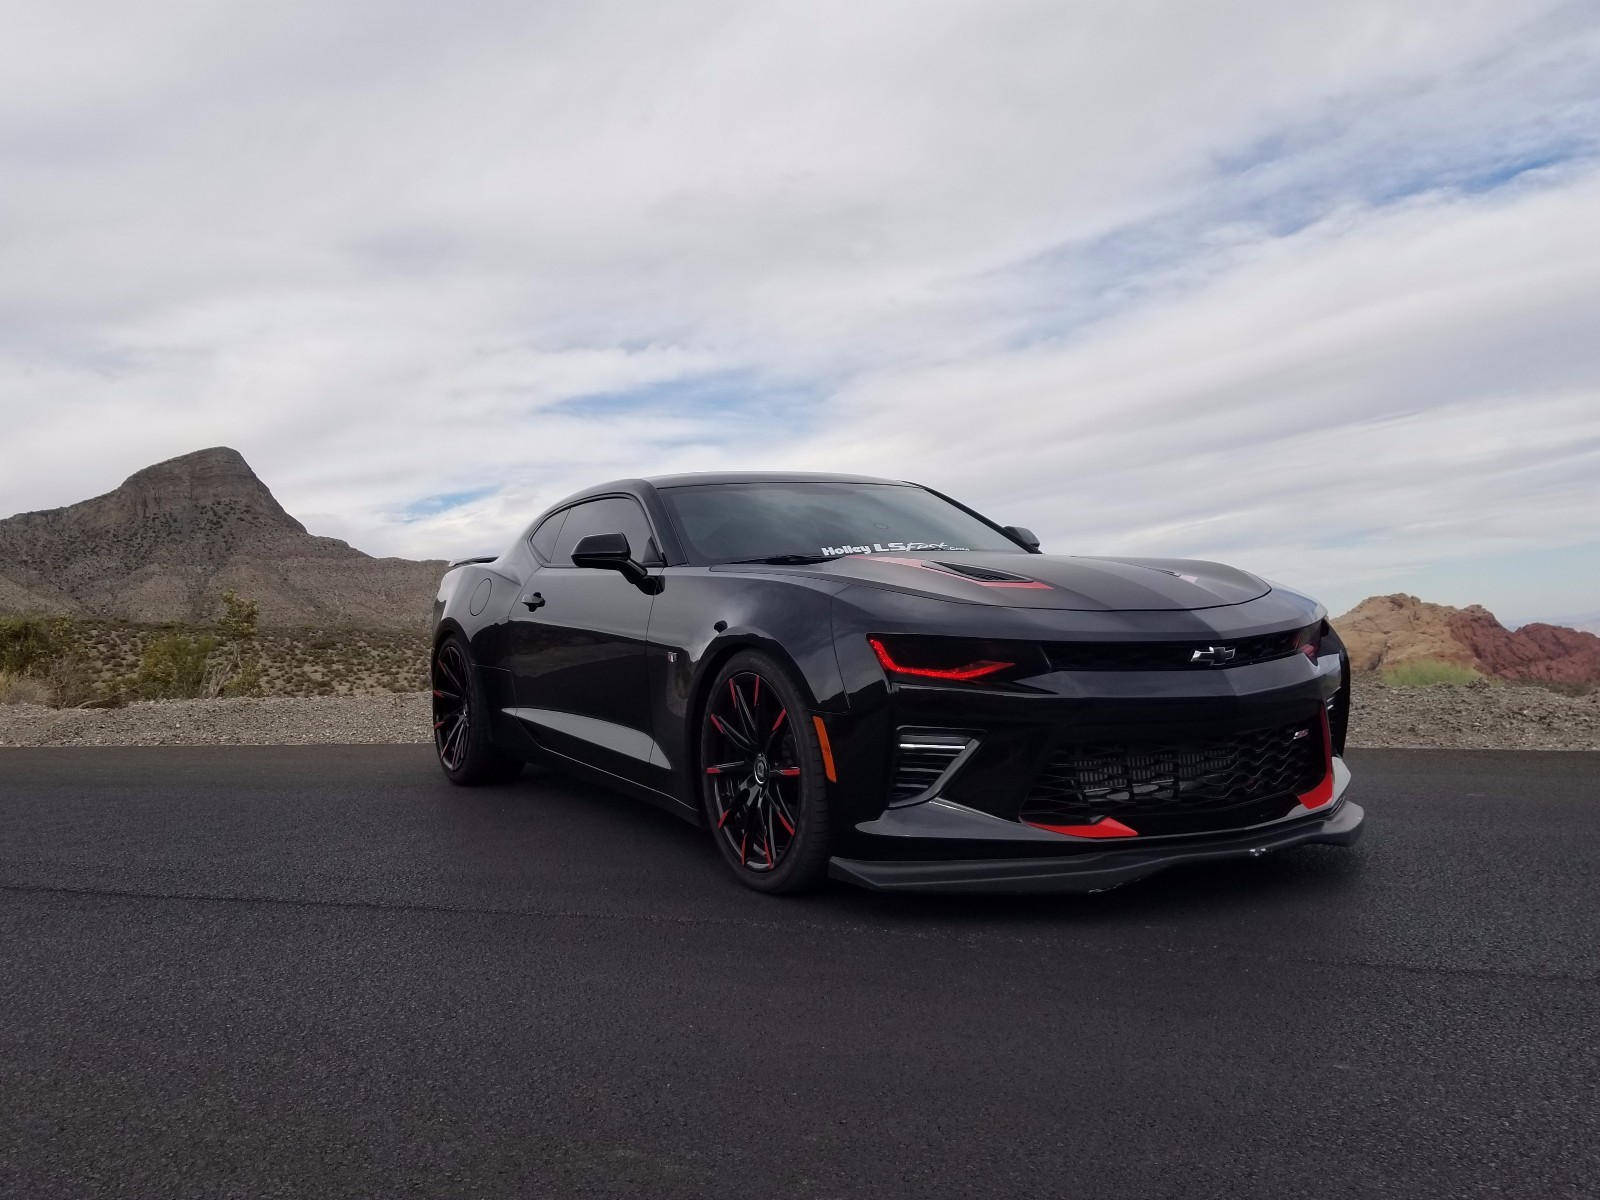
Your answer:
(829, 758), (1362, 894)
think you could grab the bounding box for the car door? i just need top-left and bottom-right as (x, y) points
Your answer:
(504, 495), (663, 785)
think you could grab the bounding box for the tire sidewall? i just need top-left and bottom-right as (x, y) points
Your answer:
(434, 631), (521, 785)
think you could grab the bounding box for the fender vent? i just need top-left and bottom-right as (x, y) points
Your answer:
(889, 731), (977, 806)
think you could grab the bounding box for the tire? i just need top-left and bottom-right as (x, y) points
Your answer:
(698, 650), (832, 894)
(432, 633), (524, 786)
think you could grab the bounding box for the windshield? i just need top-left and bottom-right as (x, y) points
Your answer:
(658, 482), (1024, 564)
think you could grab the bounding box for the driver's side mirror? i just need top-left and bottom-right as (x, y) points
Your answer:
(1003, 525), (1041, 552)
(571, 532), (663, 593)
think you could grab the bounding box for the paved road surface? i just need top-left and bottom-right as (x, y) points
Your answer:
(2, 746), (1596, 1199)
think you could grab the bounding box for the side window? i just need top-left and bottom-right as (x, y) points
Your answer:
(528, 509), (567, 562)
(550, 496), (658, 567)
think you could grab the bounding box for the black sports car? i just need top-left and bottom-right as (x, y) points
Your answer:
(431, 473), (1362, 894)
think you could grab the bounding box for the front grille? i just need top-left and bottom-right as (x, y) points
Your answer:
(1020, 719), (1325, 836)
(1045, 626), (1312, 672)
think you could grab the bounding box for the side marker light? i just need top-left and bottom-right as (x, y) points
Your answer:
(812, 715), (838, 782)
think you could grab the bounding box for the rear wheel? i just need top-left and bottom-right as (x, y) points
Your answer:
(699, 651), (831, 894)
(432, 634), (523, 785)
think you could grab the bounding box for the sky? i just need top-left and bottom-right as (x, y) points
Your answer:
(1, 0), (1598, 624)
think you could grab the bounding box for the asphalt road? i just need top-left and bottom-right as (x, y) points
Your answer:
(1, 746), (1597, 1199)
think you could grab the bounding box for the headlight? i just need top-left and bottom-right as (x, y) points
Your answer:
(1294, 620), (1329, 660)
(867, 635), (1047, 684)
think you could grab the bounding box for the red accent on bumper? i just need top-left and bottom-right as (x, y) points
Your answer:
(1298, 709), (1336, 810)
(1025, 816), (1140, 839)
(1298, 771), (1335, 808)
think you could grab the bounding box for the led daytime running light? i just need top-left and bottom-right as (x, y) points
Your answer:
(869, 637), (1013, 681)
(1297, 621), (1326, 660)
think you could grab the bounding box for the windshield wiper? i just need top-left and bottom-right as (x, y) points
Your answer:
(723, 553), (844, 565)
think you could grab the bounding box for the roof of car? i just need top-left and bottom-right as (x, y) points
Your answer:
(643, 471), (904, 488)
(536, 472), (915, 519)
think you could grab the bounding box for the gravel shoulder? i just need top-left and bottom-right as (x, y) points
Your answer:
(2, 678), (1598, 749)
(0, 693), (430, 748)
(1348, 676), (1600, 750)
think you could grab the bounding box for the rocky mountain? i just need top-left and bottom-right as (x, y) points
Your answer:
(1334, 594), (1600, 685)
(0, 447), (446, 628)
(1544, 610), (1600, 637)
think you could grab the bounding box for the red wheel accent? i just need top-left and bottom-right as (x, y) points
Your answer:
(703, 670), (804, 873)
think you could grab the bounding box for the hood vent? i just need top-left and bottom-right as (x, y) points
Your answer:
(928, 560), (1035, 583)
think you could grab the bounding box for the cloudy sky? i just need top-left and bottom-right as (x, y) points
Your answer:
(2, 0), (1598, 622)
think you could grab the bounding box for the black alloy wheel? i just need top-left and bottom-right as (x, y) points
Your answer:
(432, 633), (523, 785)
(432, 640), (472, 771)
(700, 651), (831, 893)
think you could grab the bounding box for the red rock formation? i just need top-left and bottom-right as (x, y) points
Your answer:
(1334, 594), (1600, 684)
(1447, 611), (1600, 685)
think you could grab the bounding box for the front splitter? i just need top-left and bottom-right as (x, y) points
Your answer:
(828, 799), (1364, 894)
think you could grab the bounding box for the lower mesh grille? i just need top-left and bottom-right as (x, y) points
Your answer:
(1021, 719), (1325, 835)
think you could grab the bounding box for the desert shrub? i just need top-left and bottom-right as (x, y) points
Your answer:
(216, 590), (263, 697)
(217, 590), (259, 641)
(0, 615), (76, 676)
(133, 633), (218, 700)
(1383, 658), (1481, 687)
(0, 670), (53, 706)
(40, 657), (98, 708)
(222, 659), (264, 697)
(0, 616), (96, 705)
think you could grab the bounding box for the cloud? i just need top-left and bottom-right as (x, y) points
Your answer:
(781, 170), (1600, 608)
(0, 0), (1596, 618)
(396, 487), (500, 523)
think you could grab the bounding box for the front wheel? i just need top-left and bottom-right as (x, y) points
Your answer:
(699, 651), (832, 894)
(432, 634), (523, 786)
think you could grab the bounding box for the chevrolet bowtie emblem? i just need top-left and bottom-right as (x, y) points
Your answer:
(1189, 645), (1236, 665)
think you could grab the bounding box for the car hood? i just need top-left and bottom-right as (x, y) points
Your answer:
(776, 552), (1272, 611)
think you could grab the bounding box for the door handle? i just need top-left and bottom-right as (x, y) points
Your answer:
(522, 592), (545, 611)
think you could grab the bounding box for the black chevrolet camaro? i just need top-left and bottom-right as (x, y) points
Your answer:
(430, 473), (1362, 894)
